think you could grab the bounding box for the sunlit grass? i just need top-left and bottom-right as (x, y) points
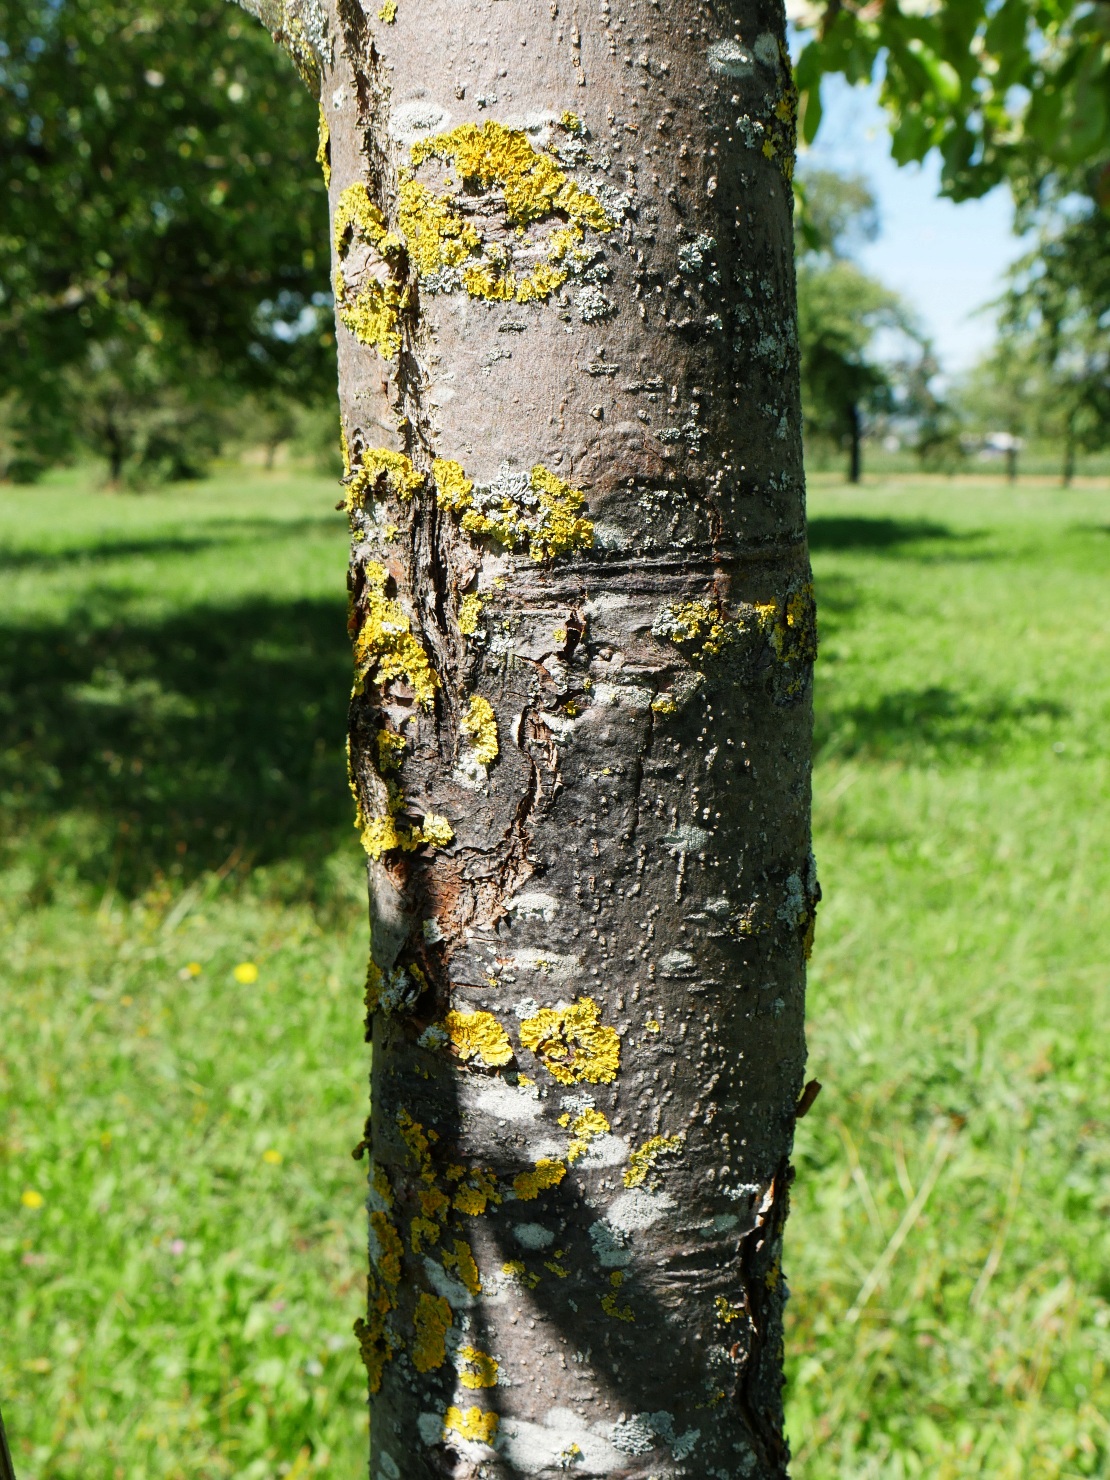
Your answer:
(788, 474), (1110, 1478)
(1, 467), (1108, 1476)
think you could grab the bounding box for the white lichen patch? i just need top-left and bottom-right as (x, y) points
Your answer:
(610, 1412), (701, 1461)
(512, 1222), (556, 1250)
(592, 681), (654, 712)
(661, 824), (712, 852)
(496, 1411), (625, 1476)
(458, 1075), (545, 1126)
(588, 1219), (631, 1269)
(505, 949), (582, 986)
(389, 99), (453, 143)
(576, 1133), (628, 1169)
(707, 38), (756, 76)
(605, 1187), (676, 1234)
(423, 1256), (478, 1309)
(506, 891), (561, 922)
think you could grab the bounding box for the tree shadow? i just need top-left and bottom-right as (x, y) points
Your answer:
(815, 684), (1068, 764)
(0, 516), (343, 572)
(807, 516), (974, 553)
(0, 592), (354, 898)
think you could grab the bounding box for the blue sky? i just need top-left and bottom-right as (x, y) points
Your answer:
(801, 77), (1029, 372)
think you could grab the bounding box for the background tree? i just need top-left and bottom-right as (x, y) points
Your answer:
(231, 1), (816, 1475)
(0, 0), (334, 479)
(794, 169), (918, 481)
(790, 0), (1110, 213)
(997, 213), (1110, 484)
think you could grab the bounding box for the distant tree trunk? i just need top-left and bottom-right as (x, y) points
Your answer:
(1062, 414), (1076, 487)
(1006, 442), (1019, 484)
(236, 2), (816, 1475)
(847, 402), (862, 484)
(104, 418), (125, 484)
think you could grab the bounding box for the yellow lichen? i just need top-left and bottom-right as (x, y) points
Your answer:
(316, 106), (331, 188)
(376, 728), (407, 773)
(378, 0), (397, 19)
(443, 1406), (499, 1445)
(566, 1107), (610, 1163)
(457, 1344), (499, 1390)
(442, 1238), (482, 1296)
(515, 261), (569, 303)
(413, 1291), (452, 1373)
(354, 1272), (396, 1394)
(651, 695), (678, 716)
(411, 122), (613, 233)
(624, 1134), (684, 1189)
(601, 1270), (635, 1322)
(715, 1295), (746, 1325)
(519, 997), (620, 1085)
(353, 562), (438, 708)
(333, 182), (391, 259)
(336, 277), (404, 360)
(661, 600), (732, 657)
(397, 177), (482, 278)
(410, 1215), (440, 1254)
(501, 1259), (541, 1289)
(419, 1185), (450, 1222)
(433, 458), (474, 512)
(396, 120), (613, 307)
(419, 813), (455, 848)
(461, 695), (499, 765)
(645, 1018), (661, 1034)
(332, 184), (406, 359)
(463, 261), (517, 301)
(527, 465), (595, 560)
(370, 1210), (403, 1287)
(457, 464), (593, 563)
(345, 448), (424, 509)
(513, 1158), (567, 1201)
(444, 1009), (513, 1068)
(450, 1166), (501, 1216)
(457, 592), (484, 636)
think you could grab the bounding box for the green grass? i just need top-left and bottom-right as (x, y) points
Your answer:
(1, 466), (1108, 1477)
(789, 475), (1110, 1478)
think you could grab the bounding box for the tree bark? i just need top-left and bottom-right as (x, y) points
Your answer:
(238, 2), (815, 1475)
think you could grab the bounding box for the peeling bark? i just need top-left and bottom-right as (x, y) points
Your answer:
(234, 1), (816, 1474)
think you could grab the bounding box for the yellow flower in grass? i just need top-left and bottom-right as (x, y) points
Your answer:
(21, 1189), (44, 1209)
(233, 962), (259, 984)
(263, 1149), (283, 1166)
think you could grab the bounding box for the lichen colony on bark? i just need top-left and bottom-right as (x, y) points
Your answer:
(236, 0), (817, 1474)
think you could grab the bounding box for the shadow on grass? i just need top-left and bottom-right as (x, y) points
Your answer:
(0, 516), (344, 572)
(808, 516), (973, 553)
(815, 684), (1067, 763)
(0, 593), (354, 898)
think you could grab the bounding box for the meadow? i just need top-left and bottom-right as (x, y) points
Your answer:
(1, 467), (1107, 1478)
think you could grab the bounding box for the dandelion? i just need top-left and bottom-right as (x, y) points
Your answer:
(263, 1149), (283, 1165)
(21, 1189), (44, 1209)
(179, 962), (202, 980)
(233, 962), (259, 984)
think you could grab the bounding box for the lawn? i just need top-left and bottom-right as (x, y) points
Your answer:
(1, 468), (1108, 1478)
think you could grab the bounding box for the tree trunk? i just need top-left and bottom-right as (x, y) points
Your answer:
(1006, 443), (1019, 484)
(240, 3), (815, 1475)
(847, 402), (861, 485)
(1062, 415), (1076, 488)
(105, 417), (125, 485)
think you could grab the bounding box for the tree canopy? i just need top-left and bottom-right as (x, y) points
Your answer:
(791, 0), (1110, 211)
(0, 1), (331, 422)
